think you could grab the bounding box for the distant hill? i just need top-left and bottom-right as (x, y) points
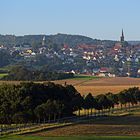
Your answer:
(47, 33), (100, 47)
(0, 34), (116, 48)
(0, 34), (45, 46)
(47, 33), (117, 47)
(128, 41), (140, 45)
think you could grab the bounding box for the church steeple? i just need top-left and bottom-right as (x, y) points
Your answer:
(42, 36), (46, 46)
(120, 29), (124, 42)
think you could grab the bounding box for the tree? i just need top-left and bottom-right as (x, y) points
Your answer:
(96, 94), (113, 115)
(117, 90), (127, 110)
(34, 104), (45, 123)
(0, 50), (12, 67)
(12, 112), (27, 124)
(106, 92), (118, 112)
(127, 87), (138, 107)
(84, 93), (95, 116)
(133, 87), (140, 105)
(71, 93), (84, 116)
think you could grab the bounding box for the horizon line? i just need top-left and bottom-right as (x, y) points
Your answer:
(0, 33), (140, 41)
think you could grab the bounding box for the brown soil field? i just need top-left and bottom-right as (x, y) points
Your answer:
(54, 77), (140, 95)
(32, 115), (140, 136)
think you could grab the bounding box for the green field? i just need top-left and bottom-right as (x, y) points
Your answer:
(1, 136), (140, 140)
(0, 73), (8, 79)
(73, 74), (100, 80)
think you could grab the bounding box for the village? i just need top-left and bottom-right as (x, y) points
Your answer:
(0, 31), (140, 78)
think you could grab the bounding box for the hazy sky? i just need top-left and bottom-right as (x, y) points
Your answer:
(0, 0), (140, 40)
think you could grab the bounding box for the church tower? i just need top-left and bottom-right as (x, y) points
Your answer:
(120, 29), (124, 42)
(42, 36), (46, 46)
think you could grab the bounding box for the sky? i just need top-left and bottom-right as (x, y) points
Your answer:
(0, 0), (140, 40)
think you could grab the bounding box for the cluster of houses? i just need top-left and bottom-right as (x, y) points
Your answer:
(12, 44), (36, 58)
(1, 31), (140, 78)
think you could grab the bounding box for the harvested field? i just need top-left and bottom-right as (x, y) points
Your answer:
(36, 124), (140, 136)
(0, 77), (140, 95)
(75, 85), (140, 95)
(32, 115), (140, 137)
(54, 77), (140, 86)
(54, 77), (140, 95)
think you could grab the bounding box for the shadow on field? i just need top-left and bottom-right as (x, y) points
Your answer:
(29, 115), (140, 136)
(81, 115), (140, 125)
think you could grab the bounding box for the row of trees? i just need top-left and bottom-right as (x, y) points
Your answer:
(82, 87), (140, 116)
(0, 81), (140, 124)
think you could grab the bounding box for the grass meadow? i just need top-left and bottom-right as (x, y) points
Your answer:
(0, 73), (8, 79)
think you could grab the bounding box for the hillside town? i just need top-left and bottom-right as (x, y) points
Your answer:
(0, 31), (140, 78)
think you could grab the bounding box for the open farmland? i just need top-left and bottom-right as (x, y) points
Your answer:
(53, 77), (140, 95)
(31, 114), (140, 137)
(0, 76), (140, 95)
(1, 109), (140, 139)
(1, 135), (140, 140)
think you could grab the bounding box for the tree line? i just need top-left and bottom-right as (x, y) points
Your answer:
(2, 66), (74, 81)
(0, 82), (140, 124)
(0, 50), (12, 67)
(0, 82), (81, 124)
(82, 87), (140, 116)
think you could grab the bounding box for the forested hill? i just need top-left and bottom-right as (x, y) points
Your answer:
(47, 34), (100, 47)
(0, 34), (116, 47)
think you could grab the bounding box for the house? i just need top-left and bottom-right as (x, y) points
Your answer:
(114, 43), (122, 51)
(98, 73), (106, 77)
(108, 73), (116, 77)
(92, 68), (100, 73)
(100, 67), (109, 73)
(71, 70), (76, 74)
